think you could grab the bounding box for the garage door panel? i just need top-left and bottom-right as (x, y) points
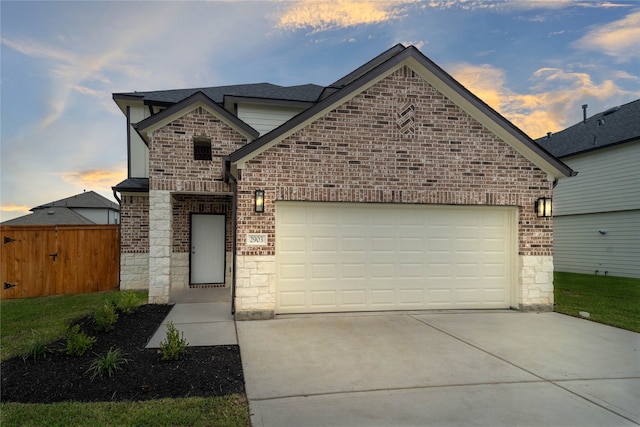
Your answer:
(311, 291), (336, 306)
(276, 202), (514, 313)
(371, 289), (395, 305)
(279, 263), (306, 280)
(311, 237), (336, 252)
(280, 291), (306, 308)
(342, 290), (367, 306)
(279, 236), (306, 253)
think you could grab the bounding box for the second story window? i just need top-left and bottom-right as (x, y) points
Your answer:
(194, 137), (212, 160)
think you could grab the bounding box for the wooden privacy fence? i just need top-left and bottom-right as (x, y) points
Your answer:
(1, 225), (120, 299)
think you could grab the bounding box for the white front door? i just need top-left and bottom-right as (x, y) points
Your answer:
(191, 214), (225, 284)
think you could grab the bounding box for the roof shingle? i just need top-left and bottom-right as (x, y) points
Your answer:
(537, 99), (640, 158)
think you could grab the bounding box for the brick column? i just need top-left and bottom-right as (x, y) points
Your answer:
(149, 190), (172, 304)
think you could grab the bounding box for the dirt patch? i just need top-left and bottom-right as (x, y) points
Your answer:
(1, 305), (245, 403)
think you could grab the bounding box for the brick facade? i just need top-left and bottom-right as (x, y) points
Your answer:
(148, 106), (247, 193)
(235, 67), (553, 257)
(118, 65), (557, 313)
(120, 194), (149, 253)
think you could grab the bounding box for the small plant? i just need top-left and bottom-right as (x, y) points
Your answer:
(20, 331), (51, 362)
(86, 347), (129, 380)
(94, 302), (118, 331)
(116, 291), (141, 314)
(160, 321), (189, 361)
(64, 324), (96, 356)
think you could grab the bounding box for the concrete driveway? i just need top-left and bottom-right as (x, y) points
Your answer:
(237, 311), (640, 427)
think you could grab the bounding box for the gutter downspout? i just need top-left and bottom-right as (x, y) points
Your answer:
(223, 159), (238, 316)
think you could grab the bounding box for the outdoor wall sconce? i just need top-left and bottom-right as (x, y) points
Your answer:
(254, 190), (265, 213)
(535, 197), (552, 218)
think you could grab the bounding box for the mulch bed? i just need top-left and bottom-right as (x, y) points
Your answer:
(1, 305), (245, 403)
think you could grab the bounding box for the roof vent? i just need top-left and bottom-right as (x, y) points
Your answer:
(597, 118), (605, 126)
(602, 106), (620, 116)
(582, 104), (588, 124)
(546, 132), (552, 139)
(47, 210), (55, 215)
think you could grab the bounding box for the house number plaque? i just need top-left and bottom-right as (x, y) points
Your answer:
(246, 234), (268, 246)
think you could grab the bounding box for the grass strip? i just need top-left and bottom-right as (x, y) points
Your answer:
(554, 272), (640, 332)
(0, 395), (250, 427)
(0, 291), (146, 361)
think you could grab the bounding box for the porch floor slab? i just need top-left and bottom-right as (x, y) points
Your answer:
(146, 302), (237, 347)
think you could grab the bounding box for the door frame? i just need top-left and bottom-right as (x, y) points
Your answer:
(189, 213), (227, 285)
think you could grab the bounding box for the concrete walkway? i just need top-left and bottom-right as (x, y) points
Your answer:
(237, 311), (640, 427)
(146, 287), (237, 347)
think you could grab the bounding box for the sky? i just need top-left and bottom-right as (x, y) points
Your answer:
(1, 0), (639, 221)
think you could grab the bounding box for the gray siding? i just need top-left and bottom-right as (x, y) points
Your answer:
(237, 104), (305, 136)
(553, 211), (640, 278)
(130, 105), (150, 178)
(553, 141), (640, 216)
(72, 208), (120, 224)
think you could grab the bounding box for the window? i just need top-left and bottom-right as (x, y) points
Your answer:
(194, 137), (212, 160)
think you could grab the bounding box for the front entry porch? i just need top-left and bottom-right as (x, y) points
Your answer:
(148, 190), (234, 304)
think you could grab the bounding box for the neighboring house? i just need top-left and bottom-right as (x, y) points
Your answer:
(2, 191), (120, 225)
(537, 100), (640, 279)
(113, 44), (573, 318)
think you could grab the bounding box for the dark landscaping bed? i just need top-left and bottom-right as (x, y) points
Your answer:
(0, 304), (245, 403)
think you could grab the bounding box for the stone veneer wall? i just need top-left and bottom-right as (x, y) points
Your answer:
(233, 66), (555, 317)
(519, 255), (554, 311)
(120, 253), (149, 291)
(148, 190), (172, 303)
(234, 255), (276, 320)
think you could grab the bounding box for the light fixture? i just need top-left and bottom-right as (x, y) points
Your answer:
(535, 197), (552, 218)
(254, 190), (265, 213)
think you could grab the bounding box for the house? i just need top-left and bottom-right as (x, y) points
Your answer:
(1, 191), (120, 225)
(112, 44), (573, 319)
(537, 100), (640, 279)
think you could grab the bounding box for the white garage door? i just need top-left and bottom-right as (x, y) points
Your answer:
(275, 202), (515, 314)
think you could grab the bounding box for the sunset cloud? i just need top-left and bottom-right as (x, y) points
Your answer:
(572, 10), (640, 62)
(448, 63), (637, 138)
(60, 166), (127, 194)
(277, 0), (415, 32)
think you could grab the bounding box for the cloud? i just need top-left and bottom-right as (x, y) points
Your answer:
(276, 0), (416, 32)
(427, 0), (633, 11)
(0, 204), (31, 222)
(448, 62), (638, 138)
(572, 10), (640, 62)
(60, 166), (127, 193)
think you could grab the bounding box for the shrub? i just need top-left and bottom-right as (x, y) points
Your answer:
(64, 324), (96, 356)
(86, 347), (129, 380)
(94, 303), (118, 332)
(160, 321), (189, 361)
(20, 331), (51, 362)
(116, 291), (142, 314)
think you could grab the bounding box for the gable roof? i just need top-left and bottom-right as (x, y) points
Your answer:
(32, 191), (119, 211)
(113, 83), (324, 109)
(536, 99), (640, 158)
(133, 91), (260, 142)
(227, 44), (574, 180)
(1, 207), (97, 225)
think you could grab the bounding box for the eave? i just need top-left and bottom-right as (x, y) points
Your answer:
(228, 45), (574, 181)
(133, 91), (259, 144)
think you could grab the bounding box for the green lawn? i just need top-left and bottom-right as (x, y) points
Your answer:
(0, 396), (249, 427)
(554, 272), (640, 333)
(0, 291), (251, 426)
(0, 290), (137, 362)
